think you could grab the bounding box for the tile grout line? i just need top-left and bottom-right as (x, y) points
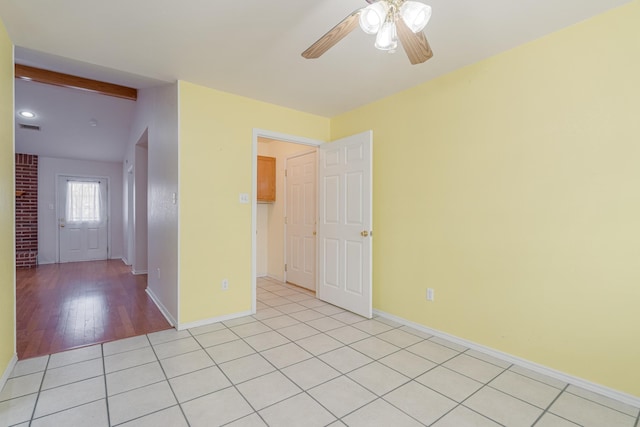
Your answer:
(414, 343), (587, 424)
(441, 362), (511, 427)
(383, 347), (509, 427)
(530, 384), (569, 426)
(187, 325), (272, 426)
(256, 290), (363, 420)
(373, 338), (477, 423)
(256, 284), (440, 424)
(100, 344), (112, 427)
(204, 281), (640, 425)
(100, 337), (192, 425)
(279, 306), (456, 425)
(562, 388), (640, 419)
(143, 333), (192, 427)
(258, 282), (518, 425)
(378, 378), (449, 426)
(25, 354), (50, 425)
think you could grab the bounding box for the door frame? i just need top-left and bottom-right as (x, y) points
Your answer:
(284, 148), (318, 289)
(251, 129), (323, 314)
(55, 173), (111, 263)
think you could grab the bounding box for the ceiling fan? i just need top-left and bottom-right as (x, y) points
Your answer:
(302, 0), (434, 65)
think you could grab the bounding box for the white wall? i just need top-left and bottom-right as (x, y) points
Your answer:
(123, 163), (134, 265)
(38, 156), (123, 264)
(123, 83), (179, 324)
(134, 142), (148, 274)
(256, 203), (268, 276)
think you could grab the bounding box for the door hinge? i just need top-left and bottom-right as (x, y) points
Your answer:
(284, 216), (287, 224)
(284, 264), (288, 272)
(285, 169), (287, 177)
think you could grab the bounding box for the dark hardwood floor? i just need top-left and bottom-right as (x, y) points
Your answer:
(16, 260), (171, 359)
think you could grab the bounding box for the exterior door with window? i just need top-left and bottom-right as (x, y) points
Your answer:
(58, 176), (108, 262)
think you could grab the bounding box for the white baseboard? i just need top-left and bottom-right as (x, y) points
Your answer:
(132, 269), (148, 275)
(373, 309), (640, 408)
(0, 354), (18, 392)
(145, 288), (177, 327)
(178, 310), (254, 331)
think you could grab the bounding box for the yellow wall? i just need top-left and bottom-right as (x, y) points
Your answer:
(331, 2), (640, 396)
(0, 18), (15, 373)
(178, 81), (329, 323)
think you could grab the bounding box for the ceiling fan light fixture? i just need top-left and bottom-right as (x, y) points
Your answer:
(400, 1), (432, 33)
(359, 1), (388, 34)
(301, 0), (433, 64)
(375, 20), (398, 51)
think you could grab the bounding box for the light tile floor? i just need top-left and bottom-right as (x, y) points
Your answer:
(1, 277), (639, 427)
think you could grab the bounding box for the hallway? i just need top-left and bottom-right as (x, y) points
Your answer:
(16, 260), (171, 359)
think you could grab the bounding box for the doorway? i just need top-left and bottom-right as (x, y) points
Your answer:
(255, 136), (319, 291)
(252, 130), (322, 314)
(252, 129), (374, 318)
(131, 130), (148, 274)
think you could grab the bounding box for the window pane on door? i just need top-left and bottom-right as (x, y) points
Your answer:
(66, 181), (102, 223)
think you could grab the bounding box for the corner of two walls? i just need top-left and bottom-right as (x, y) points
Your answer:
(177, 81), (329, 326)
(143, 2), (640, 397)
(0, 17), (16, 383)
(330, 2), (640, 397)
(124, 83), (180, 325)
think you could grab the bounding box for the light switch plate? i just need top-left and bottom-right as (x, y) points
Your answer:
(239, 193), (250, 204)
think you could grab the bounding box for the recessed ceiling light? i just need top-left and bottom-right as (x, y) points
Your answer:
(18, 110), (36, 118)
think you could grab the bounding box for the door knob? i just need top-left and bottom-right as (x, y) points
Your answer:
(360, 230), (369, 237)
(313, 231), (317, 236)
(60, 224), (65, 228)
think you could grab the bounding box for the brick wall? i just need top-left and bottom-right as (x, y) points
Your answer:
(15, 153), (38, 268)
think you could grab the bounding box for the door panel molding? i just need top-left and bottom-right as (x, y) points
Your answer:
(318, 131), (373, 318)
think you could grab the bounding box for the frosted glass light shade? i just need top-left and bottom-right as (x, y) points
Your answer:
(359, 2), (388, 34)
(375, 21), (397, 51)
(400, 1), (432, 33)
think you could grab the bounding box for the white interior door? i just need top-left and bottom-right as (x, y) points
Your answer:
(318, 131), (372, 318)
(58, 176), (108, 263)
(286, 150), (317, 290)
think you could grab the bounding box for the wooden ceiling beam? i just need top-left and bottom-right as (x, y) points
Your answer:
(15, 64), (137, 101)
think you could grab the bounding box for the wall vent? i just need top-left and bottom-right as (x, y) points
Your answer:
(19, 123), (41, 131)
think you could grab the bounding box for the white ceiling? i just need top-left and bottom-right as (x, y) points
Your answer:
(1, 0), (632, 162)
(15, 79), (136, 162)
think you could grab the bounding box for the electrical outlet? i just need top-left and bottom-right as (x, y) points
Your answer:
(221, 279), (229, 290)
(426, 288), (434, 301)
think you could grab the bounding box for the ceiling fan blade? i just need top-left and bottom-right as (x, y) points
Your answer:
(302, 10), (361, 59)
(396, 17), (434, 65)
